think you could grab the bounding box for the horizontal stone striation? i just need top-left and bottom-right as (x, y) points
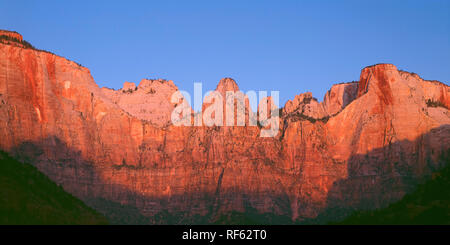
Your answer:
(0, 35), (449, 224)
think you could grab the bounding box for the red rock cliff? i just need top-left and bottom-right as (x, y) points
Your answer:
(0, 33), (449, 223)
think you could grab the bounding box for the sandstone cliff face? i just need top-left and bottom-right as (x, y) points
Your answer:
(0, 34), (449, 224)
(322, 82), (358, 115)
(101, 79), (178, 127)
(283, 92), (328, 119)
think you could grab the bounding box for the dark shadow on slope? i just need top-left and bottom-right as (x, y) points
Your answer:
(0, 150), (108, 225)
(85, 197), (152, 225)
(3, 124), (450, 224)
(6, 136), (297, 224)
(7, 137), (154, 224)
(331, 149), (450, 224)
(212, 205), (293, 225)
(305, 124), (450, 224)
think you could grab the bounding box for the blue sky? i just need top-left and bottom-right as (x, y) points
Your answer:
(1, 0), (449, 108)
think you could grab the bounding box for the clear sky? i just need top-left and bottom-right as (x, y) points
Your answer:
(1, 0), (449, 108)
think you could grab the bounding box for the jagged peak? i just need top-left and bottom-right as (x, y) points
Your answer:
(282, 92), (328, 120)
(295, 92), (316, 103)
(216, 77), (240, 93)
(283, 92), (317, 110)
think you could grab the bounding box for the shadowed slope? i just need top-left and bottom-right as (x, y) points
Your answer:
(332, 149), (450, 225)
(0, 151), (108, 225)
(1, 32), (449, 225)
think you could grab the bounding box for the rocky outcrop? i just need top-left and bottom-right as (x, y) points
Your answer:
(0, 30), (23, 42)
(0, 30), (33, 49)
(101, 79), (179, 127)
(0, 33), (449, 224)
(322, 82), (358, 115)
(283, 92), (328, 119)
(202, 77), (255, 127)
(283, 82), (358, 120)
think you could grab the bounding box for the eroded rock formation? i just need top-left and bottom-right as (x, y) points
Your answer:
(0, 32), (449, 224)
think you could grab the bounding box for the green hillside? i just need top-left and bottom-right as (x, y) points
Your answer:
(0, 150), (108, 225)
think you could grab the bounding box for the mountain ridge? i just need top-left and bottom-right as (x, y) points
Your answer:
(0, 31), (449, 224)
